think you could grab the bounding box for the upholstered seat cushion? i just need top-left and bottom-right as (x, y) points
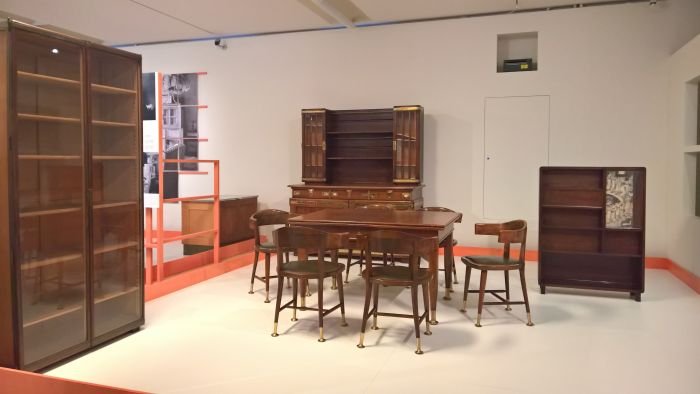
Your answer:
(257, 241), (276, 251)
(362, 265), (431, 283)
(461, 255), (520, 270)
(283, 259), (344, 275)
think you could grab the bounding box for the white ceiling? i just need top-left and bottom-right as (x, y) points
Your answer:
(0, 0), (651, 46)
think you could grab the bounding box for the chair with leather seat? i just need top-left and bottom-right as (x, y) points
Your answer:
(460, 220), (534, 327)
(248, 209), (290, 303)
(356, 230), (436, 354)
(416, 207), (462, 299)
(271, 226), (350, 342)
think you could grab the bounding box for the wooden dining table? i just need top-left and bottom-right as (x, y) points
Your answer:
(288, 208), (462, 325)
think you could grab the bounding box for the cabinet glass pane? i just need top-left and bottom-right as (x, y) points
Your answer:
(89, 49), (141, 336)
(14, 29), (88, 365)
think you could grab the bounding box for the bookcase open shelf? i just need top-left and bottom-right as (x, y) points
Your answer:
(538, 167), (646, 301)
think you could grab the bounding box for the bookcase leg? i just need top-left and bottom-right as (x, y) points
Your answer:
(539, 285), (545, 294)
(632, 292), (641, 302)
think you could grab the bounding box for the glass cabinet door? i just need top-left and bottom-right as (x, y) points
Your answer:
(88, 48), (142, 338)
(13, 29), (88, 366)
(393, 107), (421, 183)
(301, 110), (327, 182)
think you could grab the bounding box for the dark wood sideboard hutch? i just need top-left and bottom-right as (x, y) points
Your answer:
(289, 106), (424, 214)
(538, 167), (646, 301)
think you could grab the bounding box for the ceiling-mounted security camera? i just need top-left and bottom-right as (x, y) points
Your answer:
(214, 38), (227, 50)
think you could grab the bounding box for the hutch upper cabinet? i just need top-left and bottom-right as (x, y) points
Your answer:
(0, 20), (143, 371)
(290, 106), (424, 214)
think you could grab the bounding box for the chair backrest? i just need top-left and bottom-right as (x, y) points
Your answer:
(273, 226), (350, 274)
(249, 209), (290, 247)
(360, 230), (437, 281)
(474, 220), (527, 264)
(417, 206), (463, 223)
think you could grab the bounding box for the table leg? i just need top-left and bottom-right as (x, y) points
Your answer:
(443, 233), (454, 301)
(429, 246), (439, 325)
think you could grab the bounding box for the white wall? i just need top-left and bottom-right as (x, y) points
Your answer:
(666, 32), (700, 275)
(129, 1), (700, 255)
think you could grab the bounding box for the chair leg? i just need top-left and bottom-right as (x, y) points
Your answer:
(317, 277), (325, 342)
(285, 252), (291, 289)
(337, 273), (348, 326)
(345, 250), (353, 283)
(264, 253), (271, 303)
(300, 279), (306, 310)
(504, 271), (512, 311)
(306, 279), (311, 297)
(359, 250), (365, 275)
(371, 282), (380, 330)
(357, 278), (373, 349)
(271, 274), (285, 337)
(452, 257), (458, 285)
(461, 266), (472, 312)
(422, 280), (431, 336)
(476, 270), (487, 327)
(248, 250), (259, 294)
(291, 278), (298, 321)
(411, 285), (423, 355)
(519, 267), (534, 326)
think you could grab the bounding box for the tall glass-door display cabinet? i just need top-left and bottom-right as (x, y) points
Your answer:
(0, 20), (144, 371)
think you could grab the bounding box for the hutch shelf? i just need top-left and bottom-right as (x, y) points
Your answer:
(289, 106), (424, 214)
(0, 20), (144, 371)
(538, 167), (646, 301)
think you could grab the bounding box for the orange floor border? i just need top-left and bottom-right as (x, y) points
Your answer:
(447, 246), (700, 294)
(0, 367), (144, 394)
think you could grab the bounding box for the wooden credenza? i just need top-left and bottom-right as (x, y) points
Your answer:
(289, 184), (423, 214)
(290, 106), (425, 214)
(182, 195), (258, 254)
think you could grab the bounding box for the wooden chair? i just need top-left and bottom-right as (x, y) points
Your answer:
(460, 220), (534, 327)
(249, 209), (290, 303)
(271, 226), (350, 342)
(416, 207), (462, 298)
(344, 204), (395, 283)
(356, 230), (437, 355)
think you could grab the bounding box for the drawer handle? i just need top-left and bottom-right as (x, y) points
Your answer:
(308, 189), (314, 195)
(331, 192), (338, 197)
(386, 190), (393, 195)
(402, 193), (410, 199)
(293, 191), (300, 196)
(369, 193), (376, 199)
(322, 192), (330, 197)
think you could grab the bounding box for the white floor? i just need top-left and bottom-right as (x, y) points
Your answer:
(47, 259), (700, 394)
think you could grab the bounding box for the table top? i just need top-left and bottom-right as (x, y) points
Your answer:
(288, 208), (461, 230)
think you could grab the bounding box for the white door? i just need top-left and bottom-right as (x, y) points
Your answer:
(483, 95), (550, 220)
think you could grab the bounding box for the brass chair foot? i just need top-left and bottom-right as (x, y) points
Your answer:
(415, 339), (423, 355)
(443, 294), (452, 301)
(306, 291), (311, 297)
(453, 280), (459, 285)
(526, 313), (534, 326)
(505, 306), (512, 311)
(370, 325), (378, 330)
(341, 314), (348, 327)
(475, 314), (482, 327)
(271, 323), (279, 337)
(318, 338), (326, 342)
(461, 300), (467, 312)
(318, 328), (326, 342)
(475, 323), (482, 327)
(344, 280), (349, 284)
(291, 317), (298, 322)
(357, 333), (365, 348)
(264, 298), (270, 303)
(429, 320), (438, 325)
(459, 308), (466, 313)
(271, 333), (279, 337)
(248, 290), (254, 294)
(424, 330), (432, 336)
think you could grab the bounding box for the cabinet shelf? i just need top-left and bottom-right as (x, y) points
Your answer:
(23, 304), (84, 329)
(95, 287), (139, 304)
(683, 145), (700, 153)
(94, 241), (139, 255)
(19, 205), (82, 218)
(93, 201), (138, 209)
(541, 204), (603, 210)
(18, 154), (81, 160)
(18, 113), (81, 124)
(92, 120), (137, 128)
(327, 156), (393, 160)
(17, 71), (80, 88)
(91, 83), (136, 95)
(540, 250), (643, 259)
(93, 155), (137, 160)
(21, 251), (83, 270)
(326, 131), (392, 135)
(541, 226), (601, 232)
